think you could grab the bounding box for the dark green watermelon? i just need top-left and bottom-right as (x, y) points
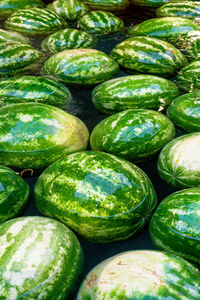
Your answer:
(34, 151), (157, 243)
(158, 132), (200, 188)
(47, 0), (89, 21)
(0, 103), (89, 171)
(42, 49), (119, 86)
(77, 10), (124, 35)
(176, 60), (200, 92)
(0, 166), (29, 223)
(110, 36), (187, 76)
(156, 2), (200, 19)
(77, 250), (200, 299)
(150, 188), (200, 265)
(167, 92), (200, 132)
(92, 75), (180, 114)
(41, 29), (96, 54)
(0, 75), (72, 108)
(0, 216), (83, 299)
(0, 0), (45, 19)
(90, 109), (175, 162)
(131, 0), (170, 7)
(83, 0), (129, 11)
(5, 8), (66, 36)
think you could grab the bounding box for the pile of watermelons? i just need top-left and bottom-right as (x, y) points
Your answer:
(0, 0), (199, 298)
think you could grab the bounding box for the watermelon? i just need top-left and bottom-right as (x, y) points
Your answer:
(41, 29), (96, 54)
(158, 132), (200, 188)
(0, 103), (89, 171)
(0, 0), (45, 19)
(47, 0), (89, 21)
(0, 42), (44, 77)
(34, 151), (157, 243)
(0, 75), (72, 108)
(167, 92), (200, 132)
(42, 49), (119, 86)
(90, 109), (175, 162)
(156, 2), (200, 19)
(176, 60), (200, 92)
(92, 75), (180, 114)
(77, 250), (200, 299)
(77, 11), (124, 35)
(82, 0), (129, 11)
(5, 8), (67, 36)
(110, 36), (187, 76)
(0, 216), (83, 299)
(0, 29), (30, 45)
(128, 17), (200, 47)
(131, 0), (170, 7)
(0, 166), (29, 223)
(150, 188), (200, 265)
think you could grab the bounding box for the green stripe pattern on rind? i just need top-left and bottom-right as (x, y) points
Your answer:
(128, 17), (200, 46)
(0, 0), (45, 19)
(0, 103), (89, 170)
(0, 75), (72, 108)
(82, 0), (129, 11)
(0, 216), (83, 299)
(176, 60), (200, 92)
(42, 49), (119, 86)
(47, 0), (89, 21)
(158, 132), (200, 188)
(110, 36), (187, 76)
(77, 11), (124, 35)
(92, 75), (180, 114)
(167, 92), (200, 132)
(41, 29), (96, 54)
(0, 166), (29, 223)
(5, 8), (67, 36)
(0, 29), (30, 45)
(130, 0), (169, 8)
(77, 250), (200, 299)
(156, 2), (200, 19)
(0, 43), (44, 77)
(90, 109), (175, 162)
(34, 151), (157, 243)
(150, 188), (200, 265)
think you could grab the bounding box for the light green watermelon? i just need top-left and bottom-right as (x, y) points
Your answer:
(158, 132), (200, 188)
(83, 0), (129, 11)
(77, 250), (200, 299)
(0, 29), (30, 45)
(34, 151), (157, 243)
(176, 60), (200, 92)
(156, 2), (200, 19)
(0, 216), (83, 299)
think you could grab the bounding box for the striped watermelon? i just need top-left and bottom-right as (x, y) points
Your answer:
(0, 166), (29, 223)
(158, 132), (200, 188)
(90, 109), (175, 162)
(110, 36), (187, 76)
(77, 11), (124, 35)
(92, 75), (180, 114)
(0, 0), (45, 19)
(5, 8), (67, 36)
(150, 188), (200, 265)
(156, 2), (200, 19)
(41, 29), (96, 54)
(0, 103), (89, 171)
(0, 42), (44, 77)
(77, 250), (200, 299)
(82, 0), (129, 11)
(128, 17), (200, 47)
(0, 29), (30, 45)
(167, 92), (200, 132)
(0, 76), (72, 108)
(42, 49), (119, 86)
(34, 151), (157, 243)
(131, 0), (170, 7)
(0, 216), (83, 299)
(176, 60), (200, 92)
(47, 0), (89, 21)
